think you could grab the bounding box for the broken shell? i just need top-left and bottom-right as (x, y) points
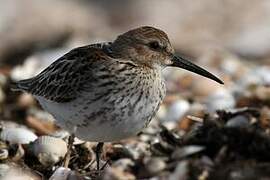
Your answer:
(0, 128), (37, 144)
(32, 136), (67, 166)
(0, 149), (8, 160)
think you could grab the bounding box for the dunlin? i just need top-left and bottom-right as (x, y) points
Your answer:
(13, 26), (223, 169)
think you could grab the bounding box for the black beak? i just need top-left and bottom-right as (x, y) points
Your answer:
(171, 55), (224, 84)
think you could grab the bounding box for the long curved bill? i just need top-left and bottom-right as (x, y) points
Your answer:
(171, 55), (224, 84)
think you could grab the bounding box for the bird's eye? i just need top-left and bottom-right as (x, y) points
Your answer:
(149, 41), (161, 50)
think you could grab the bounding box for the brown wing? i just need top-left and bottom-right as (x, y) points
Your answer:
(14, 43), (112, 103)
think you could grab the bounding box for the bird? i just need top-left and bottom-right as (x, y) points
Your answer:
(12, 26), (223, 170)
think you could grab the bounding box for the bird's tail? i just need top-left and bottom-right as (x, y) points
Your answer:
(10, 79), (31, 92)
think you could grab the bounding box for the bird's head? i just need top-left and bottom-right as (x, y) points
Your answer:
(111, 26), (223, 84)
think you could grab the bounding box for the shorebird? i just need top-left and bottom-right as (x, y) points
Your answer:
(12, 26), (223, 169)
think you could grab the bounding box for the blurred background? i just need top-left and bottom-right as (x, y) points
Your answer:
(0, 0), (269, 179)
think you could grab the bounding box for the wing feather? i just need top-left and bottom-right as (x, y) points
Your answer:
(13, 42), (112, 102)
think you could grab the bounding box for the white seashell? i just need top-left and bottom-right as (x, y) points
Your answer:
(33, 136), (67, 166)
(0, 121), (21, 129)
(0, 128), (37, 144)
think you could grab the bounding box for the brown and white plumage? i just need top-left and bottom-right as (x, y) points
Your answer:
(13, 26), (223, 142)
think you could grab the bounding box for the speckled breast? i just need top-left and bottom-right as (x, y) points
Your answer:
(36, 69), (166, 142)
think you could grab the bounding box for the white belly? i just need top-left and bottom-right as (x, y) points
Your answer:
(36, 88), (163, 142)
